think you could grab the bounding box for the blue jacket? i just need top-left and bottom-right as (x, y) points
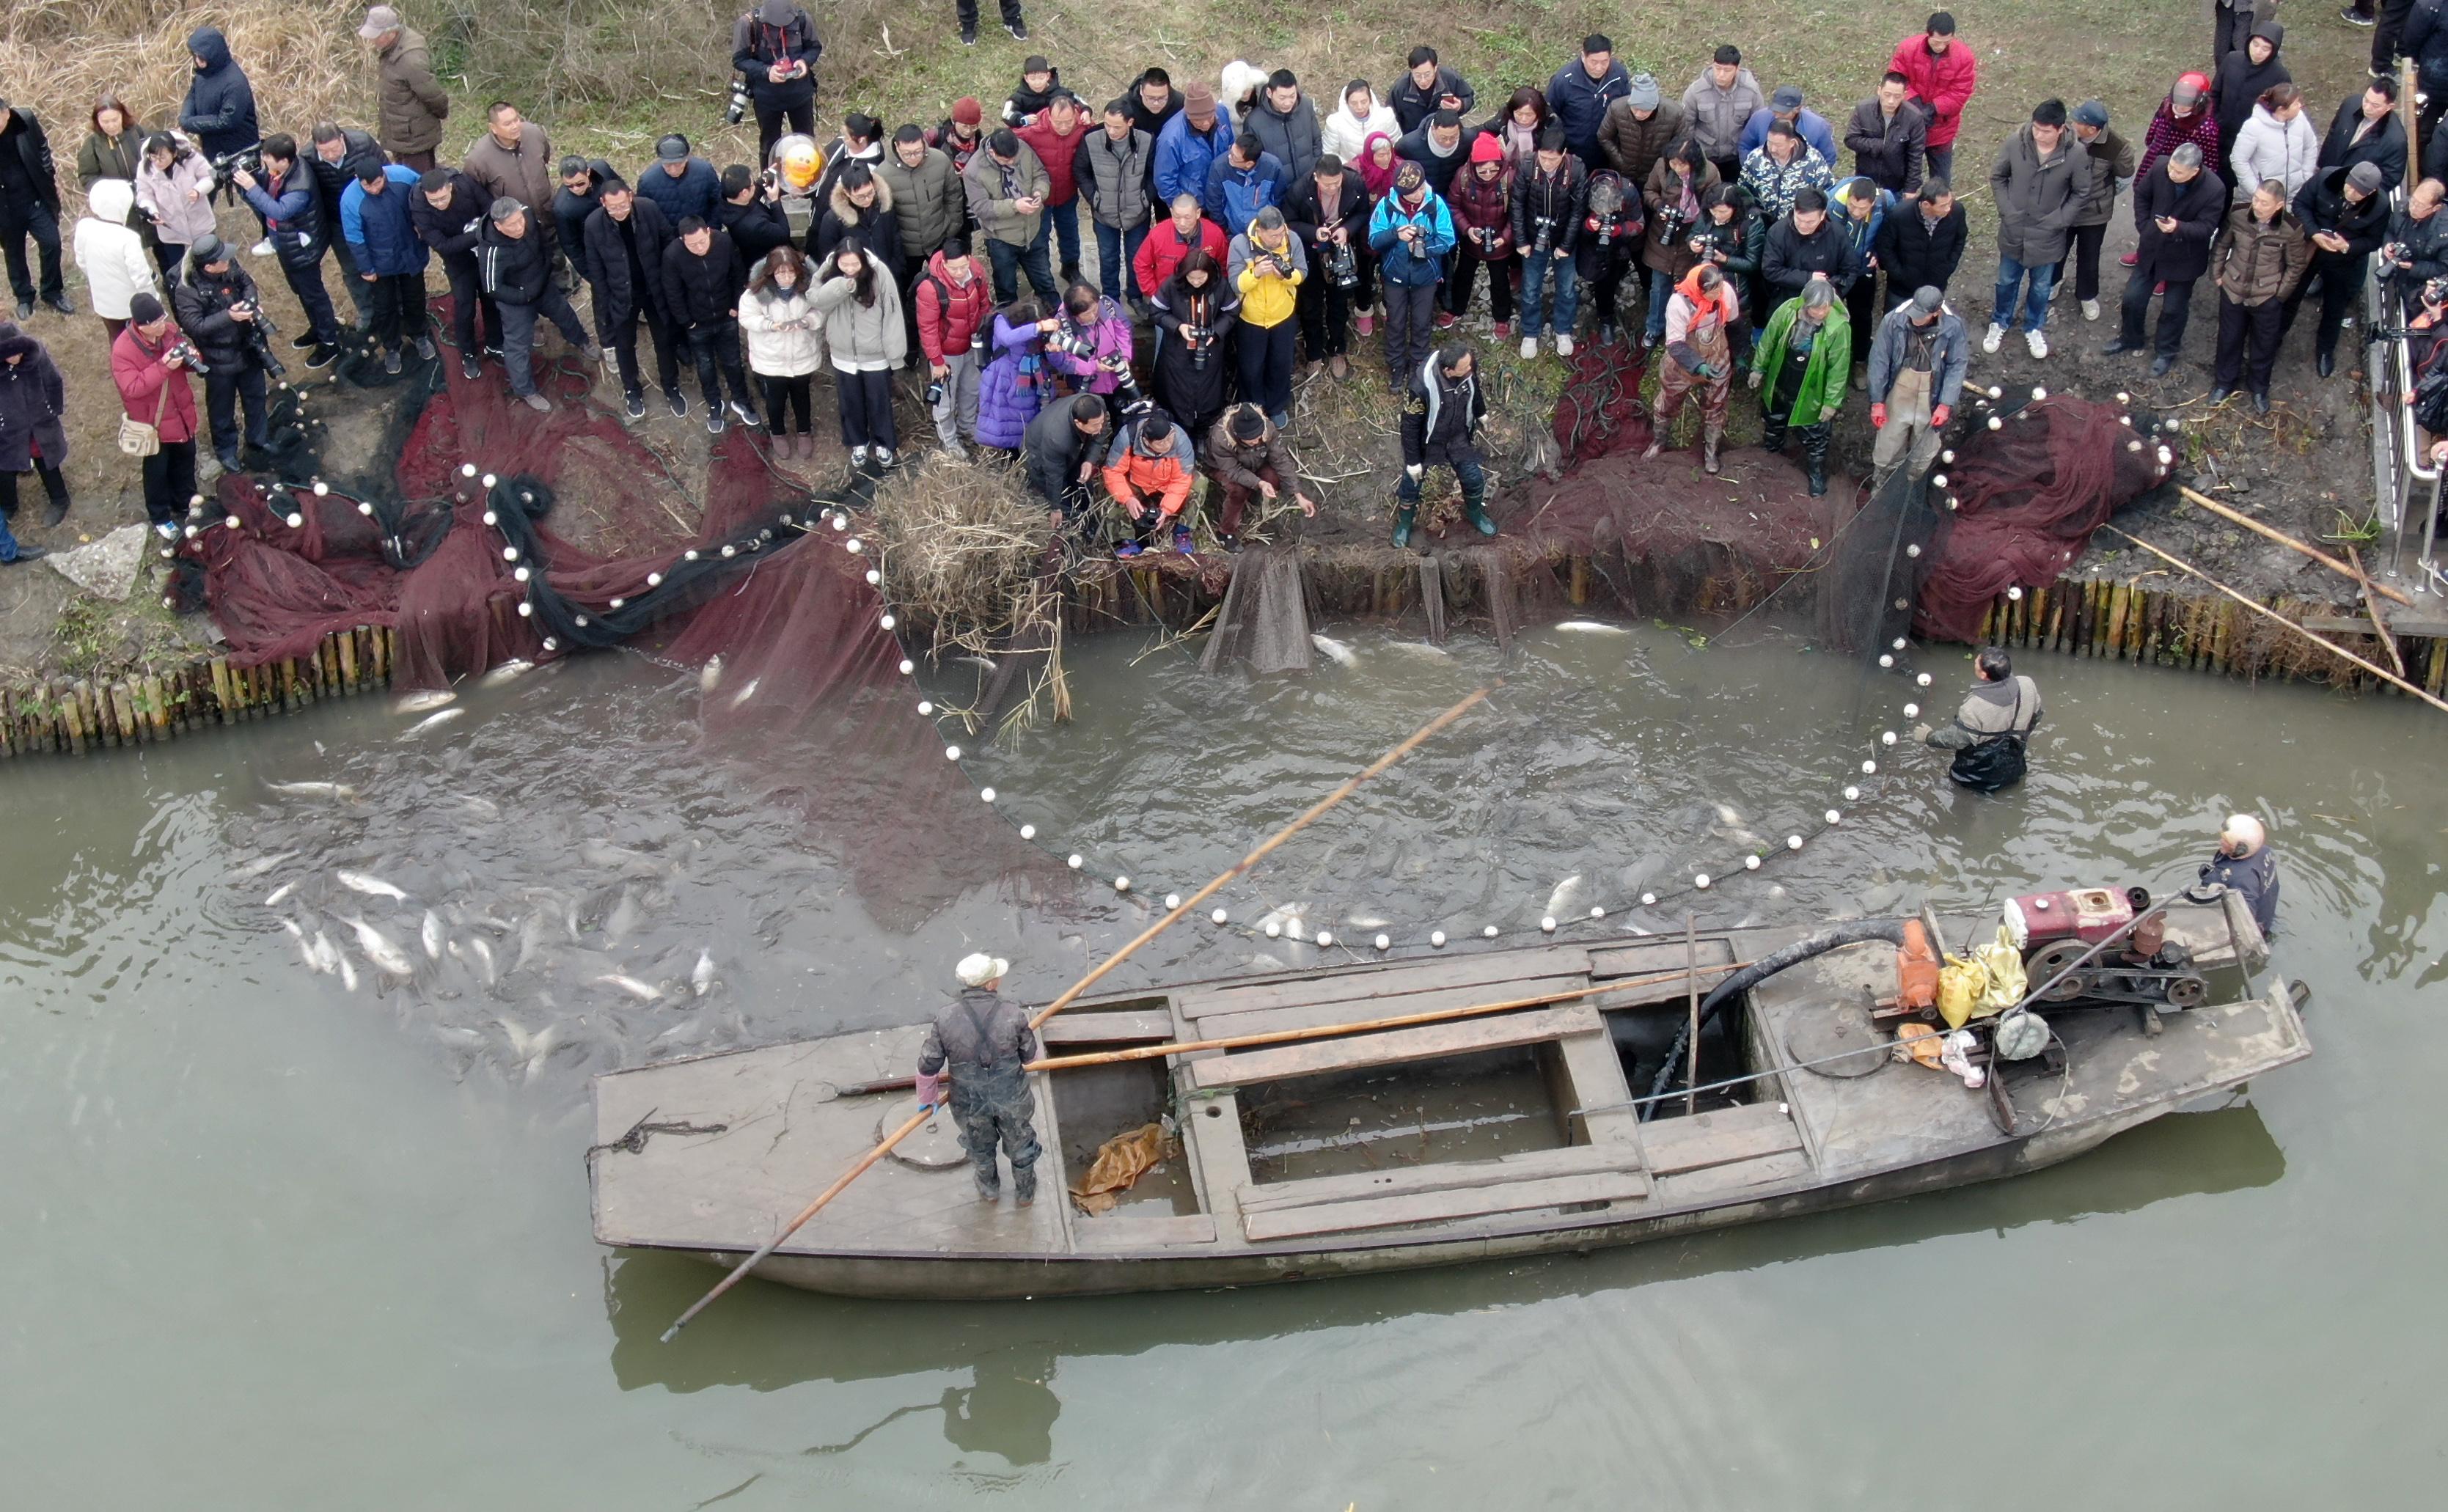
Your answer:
(635, 155), (722, 228)
(178, 28), (259, 160)
(1368, 190), (1455, 286)
(1203, 153), (1287, 236)
(1154, 111), (1235, 210)
(340, 166), (433, 277)
(1829, 175), (1894, 268)
(1740, 107), (1840, 168)
(238, 163), (324, 268)
(1545, 59), (1631, 159)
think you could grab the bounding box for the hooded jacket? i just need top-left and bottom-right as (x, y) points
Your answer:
(1546, 59), (1631, 161)
(1368, 186), (1456, 286)
(136, 141), (219, 246)
(0, 108), (59, 215)
(2210, 200), (2311, 305)
(2070, 126), (2136, 228)
(1989, 123), (2086, 265)
(1598, 99), (1685, 190)
(1888, 32), (1978, 150)
(1661, 265), (1741, 375)
(914, 249), (993, 364)
(1845, 97), (1927, 197)
(0, 324), (68, 475)
(375, 27), (450, 155)
(2229, 104), (2318, 202)
(1205, 410), (1297, 491)
(1387, 67), (1476, 135)
(977, 313), (1048, 449)
(581, 197), (675, 325)
(878, 144), (964, 255)
(811, 253), (906, 370)
(1680, 66), (1764, 162)
(1399, 354), (1485, 468)
(2318, 95), (2408, 186)
(1511, 154), (1588, 258)
(1322, 93), (1401, 167)
(814, 175), (904, 271)
(1102, 419), (1198, 515)
(1076, 126), (1154, 230)
(963, 142), (1050, 248)
(412, 171), (495, 270)
(111, 320), (199, 444)
(1865, 303), (1968, 410)
(661, 228), (749, 329)
(1228, 225), (1306, 328)
(1242, 90), (1324, 180)
(1872, 197), (1968, 293)
(238, 159), (326, 269)
(736, 275), (824, 376)
(1154, 110), (1235, 208)
(2213, 23), (2291, 153)
(340, 166), (432, 277)
(1445, 158), (1514, 259)
(177, 29), (257, 160)
(73, 181), (157, 320)
(1750, 294), (1852, 425)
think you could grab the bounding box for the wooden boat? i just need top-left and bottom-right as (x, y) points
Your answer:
(588, 892), (2305, 1300)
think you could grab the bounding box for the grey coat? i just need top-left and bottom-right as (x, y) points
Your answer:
(1241, 92), (1323, 180)
(2070, 125), (2136, 229)
(962, 142), (1049, 247)
(1990, 125), (2088, 265)
(1075, 126), (1155, 230)
(1865, 305), (1969, 410)
(1681, 66), (1765, 161)
(877, 146), (964, 260)
(810, 256), (909, 369)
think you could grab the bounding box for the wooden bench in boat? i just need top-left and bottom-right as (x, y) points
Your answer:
(1185, 1002), (1607, 1090)
(1236, 1140), (1652, 1241)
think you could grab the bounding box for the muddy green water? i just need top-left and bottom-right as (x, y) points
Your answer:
(6, 623), (2441, 1508)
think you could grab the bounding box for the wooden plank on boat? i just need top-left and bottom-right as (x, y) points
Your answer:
(1072, 1213), (1219, 1249)
(1037, 1010), (1173, 1045)
(1174, 948), (1593, 1021)
(1178, 1086), (1256, 1224)
(1638, 1103), (1804, 1175)
(1238, 1141), (1646, 1214)
(1550, 1029), (1643, 1155)
(1181, 975), (1593, 1041)
(1652, 1147), (1815, 1201)
(1242, 1169), (1650, 1241)
(1588, 938), (1735, 980)
(1187, 1002), (1605, 1090)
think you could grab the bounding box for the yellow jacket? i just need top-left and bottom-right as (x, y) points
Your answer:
(1228, 227), (1306, 329)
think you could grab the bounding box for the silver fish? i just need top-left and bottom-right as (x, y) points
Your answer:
(957, 654), (998, 672)
(228, 849), (299, 881)
(265, 780), (359, 801)
(596, 972), (662, 1002)
(337, 955), (360, 993)
(468, 936), (498, 986)
(1308, 634), (1357, 666)
(264, 881), (299, 908)
(496, 1018), (560, 1085)
(393, 689), (458, 714)
(335, 869), (409, 902)
(698, 655), (724, 694)
(1390, 642), (1452, 656)
(515, 913), (548, 972)
(729, 677), (761, 708)
(420, 909), (444, 961)
(691, 949), (717, 998)
(1256, 904), (1308, 942)
(400, 708), (465, 738)
(1555, 620), (1628, 633)
(280, 917), (304, 939)
(1543, 874), (1586, 920)
(309, 931), (342, 975)
(477, 658), (535, 688)
(604, 889), (642, 941)
(1343, 913), (1390, 930)
(342, 915), (417, 977)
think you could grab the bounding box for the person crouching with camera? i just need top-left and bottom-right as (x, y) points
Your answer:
(172, 233), (274, 476)
(111, 293), (204, 537)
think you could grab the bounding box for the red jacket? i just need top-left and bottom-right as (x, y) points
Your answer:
(1889, 33), (1978, 150)
(1014, 117), (1089, 205)
(1133, 216), (1228, 298)
(914, 249), (994, 365)
(111, 323), (199, 444)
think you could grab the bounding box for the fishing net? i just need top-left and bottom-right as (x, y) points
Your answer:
(1201, 547), (1316, 673)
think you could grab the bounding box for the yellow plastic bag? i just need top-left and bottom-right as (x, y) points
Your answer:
(1069, 1122), (1181, 1214)
(1936, 953), (1987, 1029)
(1936, 925), (2030, 1029)
(1974, 925), (2028, 1013)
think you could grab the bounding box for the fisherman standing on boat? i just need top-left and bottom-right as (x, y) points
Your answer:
(2199, 812), (2280, 936)
(1910, 647), (2042, 792)
(915, 953), (1044, 1207)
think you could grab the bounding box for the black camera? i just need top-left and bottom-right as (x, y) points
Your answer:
(1531, 216), (1556, 258)
(164, 335), (210, 375)
(231, 300), (286, 378)
(1185, 323), (1214, 370)
(210, 145), (263, 196)
(926, 376), (946, 405)
(1046, 329), (1099, 362)
(1324, 237), (1358, 288)
(726, 76), (751, 127)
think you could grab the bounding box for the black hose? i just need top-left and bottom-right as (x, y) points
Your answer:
(1642, 919), (1910, 1118)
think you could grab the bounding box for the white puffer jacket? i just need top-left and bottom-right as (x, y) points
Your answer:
(1322, 93), (1400, 168)
(2228, 104), (2319, 203)
(73, 180), (161, 320)
(737, 278), (826, 378)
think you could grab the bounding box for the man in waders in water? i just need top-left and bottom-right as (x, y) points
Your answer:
(915, 953), (1044, 1206)
(1912, 646), (2042, 791)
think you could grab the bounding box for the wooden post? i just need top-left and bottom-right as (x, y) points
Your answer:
(1684, 912), (1701, 1118)
(338, 628), (359, 693)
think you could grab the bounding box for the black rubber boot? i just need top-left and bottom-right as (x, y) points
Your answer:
(1392, 504), (1418, 548)
(1762, 414), (1789, 455)
(1801, 423), (1830, 496)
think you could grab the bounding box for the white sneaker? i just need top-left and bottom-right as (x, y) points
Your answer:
(2025, 328), (2049, 359)
(2081, 298), (2100, 322)
(1983, 323), (2005, 353)
(1555, 333), (1575, 357)
(1520, 335), (1539, 360)
(249, 238), (274, 257)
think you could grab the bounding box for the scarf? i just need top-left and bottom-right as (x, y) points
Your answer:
(1359, 133), (1397, 196)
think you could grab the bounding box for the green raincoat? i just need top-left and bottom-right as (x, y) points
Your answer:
(1749, 295), (1853, 425)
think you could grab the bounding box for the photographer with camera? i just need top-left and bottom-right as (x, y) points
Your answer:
(1368, 161), (1453, 391)
(1638, 138), (1713, 348)
(916, 238), (992, 453)
(2382, 179), (2448, 312)
(1102, 410), (1198, 557)
(111, 294), (202, 537)
(1230, 208), (1305, 426)
(174, 235), (284, 474)
(731, 1), (821, 166)
(1045, 282), (1134, 397)
(233, 135), (342, 370)
(1575, 169), (1640, 347)
(1288, 153), (1367, 379)
(1444, 134), (1513, 337)
(342, 159), (434, 375)
(1148, 248), (1237, 444)
(1513, 128), (1586, 359)
(136, 135), (216, 294)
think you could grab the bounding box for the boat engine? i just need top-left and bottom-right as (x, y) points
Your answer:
(2002, 886), (2210, 1010)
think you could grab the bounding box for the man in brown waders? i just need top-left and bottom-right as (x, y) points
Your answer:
(1866, 283), (1967, 483)
(1643, 262), (1740, 474)
(914, 953), (1043, 1205)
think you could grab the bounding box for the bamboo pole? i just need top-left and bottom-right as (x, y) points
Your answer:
(2176, 485), (2414, 608)
(2108, 529), (2448, 714)
(2343, 544), (2408, 678)
(658, 686), (1498, 1343)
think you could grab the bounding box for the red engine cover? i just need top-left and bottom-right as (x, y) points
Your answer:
(2003, 888), (2136, 950)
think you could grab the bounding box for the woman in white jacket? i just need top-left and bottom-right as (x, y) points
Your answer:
(1322, 80), (1400, 167)
(2228, 85), (2317, 203)
(134, 133), (217, 283)
(811, 237), (909, 471)
(737, 246), (825, 459)
(73, 179), (159, 341)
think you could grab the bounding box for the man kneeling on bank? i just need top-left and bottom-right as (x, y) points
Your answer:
(915, 952), (1044, 1206)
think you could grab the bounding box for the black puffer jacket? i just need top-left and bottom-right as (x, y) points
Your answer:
(1871, 199), (1966, 296)
(0, 323), (68, 474)
(659, 228), (747, 330)
(553, 161), (613, 264)
(2292, 167), (2392, 262)
(719, 195), (793, 264)
(582, 197), (675, 325)
(1759, 213), (1861, 301)
(479, 219), (553, 305)
(309, 127), (383, 225)
(177, 27), (258, 160)
(172, 257), (263, 365)
(410, 170), (494, 268)
(0, 109), (60, 214)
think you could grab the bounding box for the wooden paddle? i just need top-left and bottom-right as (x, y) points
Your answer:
(657, 683), (1499, 1342)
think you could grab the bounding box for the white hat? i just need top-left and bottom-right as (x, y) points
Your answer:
(956, 953), (1010, 986)
(2221, 813), (2266, 854)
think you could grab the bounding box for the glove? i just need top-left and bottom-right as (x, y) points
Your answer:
(1405, 463), (1423, 480)
(1821, 405), (1840, 423)
(1909, 722), (1932, 744)
(914, 1071), (946, 1108)
(1698, 363), (1723, 381)
(1746, 370), (1763, 390)
(1870, 403), (1888, 428)
(1931, 403), (1952, 426)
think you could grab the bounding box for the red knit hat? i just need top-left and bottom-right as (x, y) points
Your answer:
(951, 96), (983, 125)
(1468, 132), (1505, 164)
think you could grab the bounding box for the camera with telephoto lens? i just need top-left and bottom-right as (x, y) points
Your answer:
(210, 145), (263, 196)
(726, 75), (750, 126)
(1046, 328), (1099, 362)
(1184, 323), (1215, 370)
(230, 300), (286, 378)
(1324, 236), (1358, 287)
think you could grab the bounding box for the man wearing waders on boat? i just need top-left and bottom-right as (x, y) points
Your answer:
(1911, 646), (2042, 791)
(915, 953), (1044, 1206)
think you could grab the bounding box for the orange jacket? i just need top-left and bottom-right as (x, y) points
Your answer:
(1101, 422), (1197, 516)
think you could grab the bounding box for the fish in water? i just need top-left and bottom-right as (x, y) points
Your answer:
(496, 1018), (560, 1085)
(342, 916), (417, 977)
(420, 909), (444, 961)
(698, 656), (724, 694)
(604, 888), (643, 941)
(263, 880), (299, 908)
(477, 658), (535, 688)
(265, 780), (359, 801)
(729, 678), (761, 708)
(467, 936), (498, 986)
(455, 794), (502, 818)
(691, 949), (717, 998)
(335, 869), (409, 903)
(1554, 620), (1628, 634)
(596, 972), (662, 1003)
(227, 849), (299, 882)
(1389, 642), (1452, 657)
(400, 708), (464, 738)
(1256, 903), (1308, 942)
(957, 654), (998, 672)
(393, 689), (458, 715)
(1713, 803), (1745, 829)
(1543, 874), (1586, 919)
(294, 931), (324, 972)
(1342, 913), (1389, 931)
(1308, 634), (1357, 666)
(309, 931), (342, 976)
(337, 955), (361, 993)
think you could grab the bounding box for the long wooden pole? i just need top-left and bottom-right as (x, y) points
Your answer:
(1683, 913), (1701, 1118)
(2177, 485), (2415, 609)
(2108, 529), (2448, 716)
(2343, 543), (2409, 678)
(660, 684), (1497, 1341)
(1027, 683), (1498, 1030)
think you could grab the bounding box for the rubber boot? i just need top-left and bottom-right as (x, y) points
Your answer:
(1463, 493), (1496, 537)
(1700, 423), (1723, 476)
(1392, 504), (1417, 548)
(1801, 423), (1830, 497)
(1761, 414), (1789, 455)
